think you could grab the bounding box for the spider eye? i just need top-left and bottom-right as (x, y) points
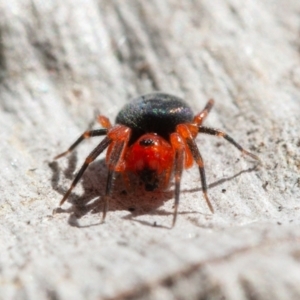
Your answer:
(139, 139), (155, 147)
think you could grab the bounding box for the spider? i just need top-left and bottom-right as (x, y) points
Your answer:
(55, 92), (260, 226)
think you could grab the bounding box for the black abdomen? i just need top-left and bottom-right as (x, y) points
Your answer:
(116, 93), (193, 144)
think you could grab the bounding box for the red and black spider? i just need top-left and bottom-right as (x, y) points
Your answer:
(55, 92), (260, 226)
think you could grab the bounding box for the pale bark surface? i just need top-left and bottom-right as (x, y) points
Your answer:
(0, 1), (300, 299)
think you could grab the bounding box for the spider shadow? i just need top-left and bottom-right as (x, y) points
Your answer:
(181, 164), (260, 194)
(49, 152), (174, 228)
(49, 152), (260, 228)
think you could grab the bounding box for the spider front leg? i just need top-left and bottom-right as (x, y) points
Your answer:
(101, 125), (131, 222)
(176, 124), (214, 214)
(170, 133), (186, 227)
(198, 126), (261, 162)
(56, 125), (131, 224)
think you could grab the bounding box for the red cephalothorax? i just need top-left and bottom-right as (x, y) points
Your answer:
(125, 134), (174, 191)
(55, 92), (260, 227)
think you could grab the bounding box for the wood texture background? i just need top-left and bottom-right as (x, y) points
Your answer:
(0, 1), (300, 299)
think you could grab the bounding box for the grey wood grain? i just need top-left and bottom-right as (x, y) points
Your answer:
(0, 0), (299, 299)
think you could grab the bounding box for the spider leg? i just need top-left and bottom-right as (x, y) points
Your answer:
(54, 129), (108, 159)
(59, 136), (111, 206)
(176, 124), (214, 214)
(161, 164), (173, 190)
(59, 125), (131, 219)
(101, 143), (124, 221)
(97, 115), (112, 129)
(193, 99), (214, 125)
(101, 125), (131, 222)
(198, 126), (261, 161)
(170, 133), (186, 227)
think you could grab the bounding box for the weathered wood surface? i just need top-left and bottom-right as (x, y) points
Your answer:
(1, 1), (300, 299)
